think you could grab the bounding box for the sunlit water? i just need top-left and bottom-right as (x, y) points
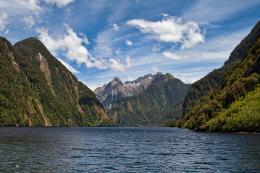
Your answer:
(0, 127), (259, 172)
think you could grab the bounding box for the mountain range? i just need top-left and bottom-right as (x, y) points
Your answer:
(0, 21), (259, 131)
(0, 37), (108, 126)
(95, 73), (190, 126)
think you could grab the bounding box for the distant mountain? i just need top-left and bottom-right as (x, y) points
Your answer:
(95, 73), (155, 110)
(95, 73), (190, 126)
(180, 21), (260, 132)
(0, 37), (108, 126)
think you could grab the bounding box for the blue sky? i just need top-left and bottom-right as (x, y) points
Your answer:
(0, 0), (260, 90)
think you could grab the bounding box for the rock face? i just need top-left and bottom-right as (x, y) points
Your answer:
(0, 37), (108, 126)
(95, 73), (155, 110)
(95, 73), (190, 126)
(181, 21), (260, 132)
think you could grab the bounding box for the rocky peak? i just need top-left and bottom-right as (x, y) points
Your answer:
(94, 72), (178, 110)
(105, 77), (123, 90)
(130, 73), (153, 83)
(112, 76), (121, 82)
(110, 77), (123, 86)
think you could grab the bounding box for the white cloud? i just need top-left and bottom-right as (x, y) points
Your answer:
(0, 0), (42, 14)
(37, 26), (98, 67)
(23, 15), (36, 28)
(127, 16), (204, 49)
(45, 0), (74, 8)
(37, 25), (132, 72)
(57, 58), (79, 74)
(0, 12), (8, 32)
(125, 39), (133, 46)
(0, 0), (42, 32)
(162, 26), (251, 62)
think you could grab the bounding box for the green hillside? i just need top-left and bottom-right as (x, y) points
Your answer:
(205, 86), (260, 132)
(0, 37), (108, 126)
(179, 21), (260, 132)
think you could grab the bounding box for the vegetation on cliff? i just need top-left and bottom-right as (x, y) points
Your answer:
(0, 37), (108, 126)
(178, 21), (260, 132)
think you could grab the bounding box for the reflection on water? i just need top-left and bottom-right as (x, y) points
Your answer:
(0, 127), (259, 172)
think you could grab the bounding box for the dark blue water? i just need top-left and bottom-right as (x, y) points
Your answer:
(0, 127), (259, 173)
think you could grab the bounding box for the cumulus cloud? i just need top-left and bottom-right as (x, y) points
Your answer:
(37, 26), (97, 66)
(127, 16), (204, 49)
(125, 39), (133, 46)
(45, 0), (74, 7)
(37, 25), (132, 72)
(57, 58), (79, 74)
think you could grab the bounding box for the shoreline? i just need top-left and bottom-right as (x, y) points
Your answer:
(0, 126), (259, 134)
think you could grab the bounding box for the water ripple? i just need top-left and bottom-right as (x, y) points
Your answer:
(0, 127), (259, 173)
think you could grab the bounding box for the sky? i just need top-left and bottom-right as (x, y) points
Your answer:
(0, 0), (260, 90)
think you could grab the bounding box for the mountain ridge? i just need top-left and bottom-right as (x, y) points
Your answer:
(180, 21), (260, 132)
(0, 36), (108, 126)
(95, 73), (190, 126)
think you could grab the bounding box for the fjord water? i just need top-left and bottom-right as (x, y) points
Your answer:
(0, 127), (259, 172)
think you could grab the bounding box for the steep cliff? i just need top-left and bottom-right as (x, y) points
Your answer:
(181, 21), (260, 132)
(0, 37), (108, 126)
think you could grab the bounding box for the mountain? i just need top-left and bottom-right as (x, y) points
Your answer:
(95, 73), (155, 110)
(0, 37), (108, 126)
(180, 21), (260, 132)
(95, 73), (190, 126)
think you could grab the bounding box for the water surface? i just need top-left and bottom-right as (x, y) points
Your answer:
(0, 127), (259, 172)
